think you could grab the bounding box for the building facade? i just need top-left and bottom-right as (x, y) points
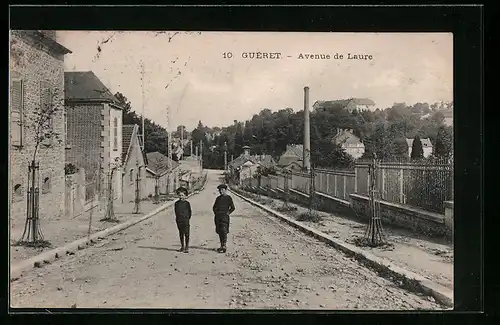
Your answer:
(278, 144), (304, 168)
(9, 30), (72, 230)
(313, 98), (375, 113)
(121, 124), (147, 203)
(145, 151), (180, 195)
(65, 71), (123, 205)
(332, 128), (365, 159)
(229, 146), (276, 184)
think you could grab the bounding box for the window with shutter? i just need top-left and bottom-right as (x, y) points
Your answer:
(10, 79), (24, 147)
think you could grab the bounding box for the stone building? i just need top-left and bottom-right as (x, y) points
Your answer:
(228, 146), (276, 184)
(278, 144), (304, 169)
(121, 124), (148, 203)
(145, 151), (180, 196)
(9, 30), (72, 232)
(332, 128), (365, 159)
(64, 71), (123, 206)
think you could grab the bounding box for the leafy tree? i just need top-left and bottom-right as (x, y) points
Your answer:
(410, 135), (424, 160)
(392, 137), (410, 159)
(434, 125), (453, 159)
(114, 92), (170, 157)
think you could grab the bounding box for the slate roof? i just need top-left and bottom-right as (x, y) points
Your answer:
(122, 124), (137, 163)
(278, 144), (304, 167)
(65, 71), (121, 106)
(332, 129), (364, 146)
(229, 154), (276, 170)
(146, 151), (180, 176)
(313, 98), (375, 110)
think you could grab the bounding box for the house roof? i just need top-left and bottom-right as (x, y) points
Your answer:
(146, 151), (180, 175)
(313, 98), (375, 110)
(278, 144), (304, 166)
(122, 124), (138, 163)
(349, 98), (376, 106)
(229, 154), (276, 170)
(15, 30), (72, 55)
(406, 138), (433, 148)
(332, 130), (363, 146)
(64, 71), (122, 106)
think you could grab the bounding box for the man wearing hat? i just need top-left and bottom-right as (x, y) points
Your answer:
(174, 186), (192, 253)
(212, 184), (235, 253)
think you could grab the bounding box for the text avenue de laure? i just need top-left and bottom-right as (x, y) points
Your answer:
(222, 52), (374, 60)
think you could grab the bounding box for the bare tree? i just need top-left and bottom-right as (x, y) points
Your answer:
(16, 84), (64, 247)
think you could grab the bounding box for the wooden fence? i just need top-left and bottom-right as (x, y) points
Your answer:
(242, 159), (453, 214)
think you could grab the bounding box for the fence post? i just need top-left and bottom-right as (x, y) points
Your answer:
(326, 173), (330, 194)
(334, 174), (338, 197)
(367, 166), (370, 194)
(354, 165), (358, 193)
(399, 167), (404, 204)
(381, 168), (385, 200)
(343, 175), (347, 200)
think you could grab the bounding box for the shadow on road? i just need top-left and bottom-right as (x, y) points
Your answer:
(137, 246), (180, 252)
(138, 245), (216, 252)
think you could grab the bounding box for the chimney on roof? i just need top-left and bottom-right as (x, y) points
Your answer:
(243, 146), (250, 157)
(303, 86), (311, 172)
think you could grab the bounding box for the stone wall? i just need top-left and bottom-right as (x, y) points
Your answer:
(65, 168), (85, 219)
(10, 31), (67, 230)
(350, 193), (450, 238)
(239, 185), (450, 239)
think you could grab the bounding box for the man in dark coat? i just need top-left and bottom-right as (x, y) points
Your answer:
(213, 184), (235, 253)
(174, 187), (192, 253)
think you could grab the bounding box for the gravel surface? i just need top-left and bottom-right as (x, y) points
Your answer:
(10, 171), (444, 310)
(237, 188), (454, 290)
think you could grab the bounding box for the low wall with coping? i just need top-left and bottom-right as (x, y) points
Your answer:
(238, 185), (452, 239)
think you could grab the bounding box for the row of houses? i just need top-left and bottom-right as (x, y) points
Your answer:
(228, 134), (433, 184)
(9, 30), (182, 229)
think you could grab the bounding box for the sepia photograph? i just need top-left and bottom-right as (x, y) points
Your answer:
(9, 30), (454, 310)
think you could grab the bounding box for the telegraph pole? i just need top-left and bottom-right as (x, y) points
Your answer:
(166, 105), (172, 170)
(140, 61), (146, 151)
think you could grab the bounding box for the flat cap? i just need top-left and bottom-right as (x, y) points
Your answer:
(175, 187), (188, 195)
(217, 184), (228, 190)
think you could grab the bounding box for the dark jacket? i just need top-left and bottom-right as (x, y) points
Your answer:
(174, 199), (192, 221)
(213, 194), (235, 216)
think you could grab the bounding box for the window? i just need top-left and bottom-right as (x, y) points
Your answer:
(10, 78), (24, 147)
(40, 81), (53, 145)
(129, 169), (134, 182)
(42, 177), (51, 194)
(13, 183), (23, 202)
(113, 117), (118, 150)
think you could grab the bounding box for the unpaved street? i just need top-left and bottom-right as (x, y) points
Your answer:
(10, 170), (443, 310)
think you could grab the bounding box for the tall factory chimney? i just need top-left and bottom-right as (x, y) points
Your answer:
(303, 86), (311, 171)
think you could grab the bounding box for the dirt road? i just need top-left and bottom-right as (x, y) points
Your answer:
(10, 170), (443, 310)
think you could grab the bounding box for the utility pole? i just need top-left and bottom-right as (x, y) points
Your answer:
(190, 139), (193, 157)
(140, 61), (146, 151)
(166, 105), (172, 170)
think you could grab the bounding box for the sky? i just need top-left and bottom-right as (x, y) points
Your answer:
(57, 31), (453, 132)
